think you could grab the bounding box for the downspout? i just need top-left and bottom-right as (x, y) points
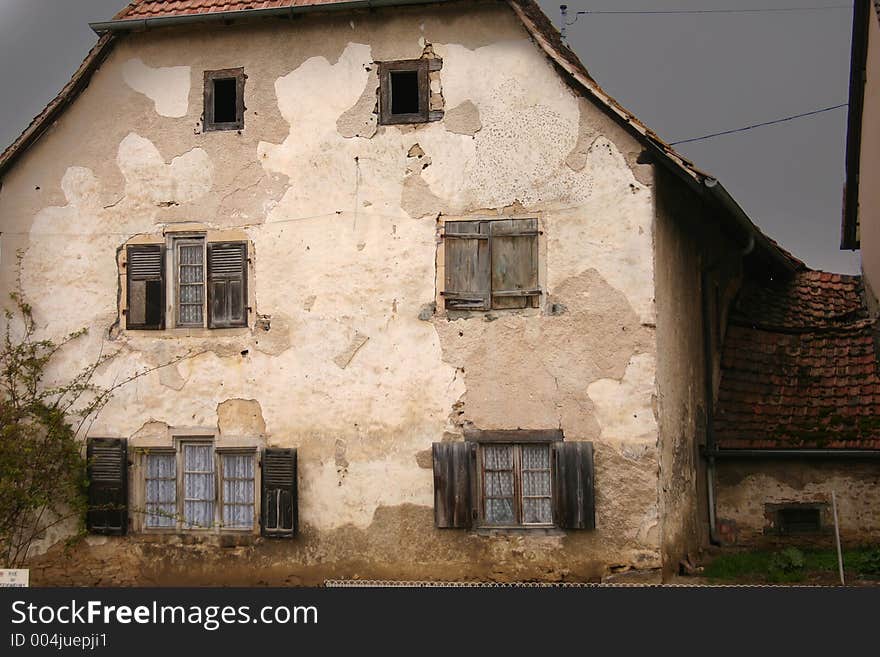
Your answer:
(701, 231), (753, 546)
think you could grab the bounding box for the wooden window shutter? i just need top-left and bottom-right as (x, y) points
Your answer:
(552, 441), (595, 530)
(443, 221), (490, 311)
(207, 242), (247, 328)
(126, 245), (164, 330)
(261, 448), (297, 538)
(432, 441), (476, 529)
(86, 438), (128, 535)
(490, 219), (539, 310)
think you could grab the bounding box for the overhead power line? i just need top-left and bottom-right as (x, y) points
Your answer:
(567, 5), (852, 18)
(669, 103), (848, 145)
(559, 5), (852, 39)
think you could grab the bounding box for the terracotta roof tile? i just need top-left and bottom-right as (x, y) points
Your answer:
(716, 270), (880, 450)
(731, 270), (866, 330)
(117, 0), (363, 19)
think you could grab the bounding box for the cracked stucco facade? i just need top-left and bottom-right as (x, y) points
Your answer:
(0, 1), (706, 584)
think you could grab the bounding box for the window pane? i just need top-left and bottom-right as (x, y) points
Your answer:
(522, 444), (550, 471)
(522, 470), (551, 495)
(485, 471), (514, 496)
(184, 444), (214, 528)
(145, 453), (176, 528)
(179, 284), (202, 303)
(522, 444), (552, 524)
(222, 454), (254, 529)
(179, 303), (203, 326)
(486, 498), (515, 523)
(179, 245), (203, 266)
(483, 444), (513, 470)
(523, 498), (552, 524)
(177, 241), (204, 326)
(483, 444), (515, 524)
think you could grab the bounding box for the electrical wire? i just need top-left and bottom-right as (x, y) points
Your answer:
(669, 103), (848, 145)
(570, 5), (852, 17)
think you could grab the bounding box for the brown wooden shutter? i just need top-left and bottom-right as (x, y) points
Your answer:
(126, 245), (164, 330)
(443, 221), (490, 311)
(86, 438), (128, 535)
(552, 441), (595, 530)
(432, 441), (476, 528)
(261, 448), (297, 538)
(490, 218), (539, 310)
(207, 242), (247, 328)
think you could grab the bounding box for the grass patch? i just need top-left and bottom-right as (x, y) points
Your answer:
(704, 546), (880, 583)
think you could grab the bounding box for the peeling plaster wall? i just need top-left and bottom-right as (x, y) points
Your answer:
(653, 166), (745, 574)
(715, 461), (880, 547)
(0, 1), (669, 584)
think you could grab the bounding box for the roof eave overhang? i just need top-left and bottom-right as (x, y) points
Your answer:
(89, 0), (459, 34)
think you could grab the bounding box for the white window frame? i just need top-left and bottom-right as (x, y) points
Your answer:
(173, 236), (207, 329)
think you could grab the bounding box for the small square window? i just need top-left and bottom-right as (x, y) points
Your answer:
(443, 218), (541, 311)
(204, 68), (245, 131)
(378, 59), (429, 125)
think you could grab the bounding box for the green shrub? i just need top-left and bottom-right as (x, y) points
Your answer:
(769, 548), (806, 579)
(854, 547), (880, 578)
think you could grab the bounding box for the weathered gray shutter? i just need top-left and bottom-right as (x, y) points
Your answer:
(552, 441), (595, 530)
(86, 438), (128, 535)
(432, 441), (476, 528)
(126, 245), (164, 330)
(443, 221), (490, 311)
(491, 218), (539, 310)
(261, 448), (297, 538)
(207, 242), (247, 328)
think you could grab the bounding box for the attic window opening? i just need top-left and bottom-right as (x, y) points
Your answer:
(379, 60), (430, 125)
(391, 70), (420, 115)
(213, 78), (238, 123)
(204, 68), (245, 132)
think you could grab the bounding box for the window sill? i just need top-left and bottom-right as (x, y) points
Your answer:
(123, 327), (251, 339)
(440, 306), (544, 322)
(472, 526), (563, 537)
(135, 529), (258, 543)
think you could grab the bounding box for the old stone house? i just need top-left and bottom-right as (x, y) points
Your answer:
(1, 0), (869, 586)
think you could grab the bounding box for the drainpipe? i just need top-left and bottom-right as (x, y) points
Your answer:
(701, 231), (753, 546)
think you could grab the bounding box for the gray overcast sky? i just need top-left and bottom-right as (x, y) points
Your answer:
(0, 0), (862, 273)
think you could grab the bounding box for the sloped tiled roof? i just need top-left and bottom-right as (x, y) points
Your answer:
(715, 270), (880, 450)
(115, 0), (342, 18)
(733, 270), (867, 330)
